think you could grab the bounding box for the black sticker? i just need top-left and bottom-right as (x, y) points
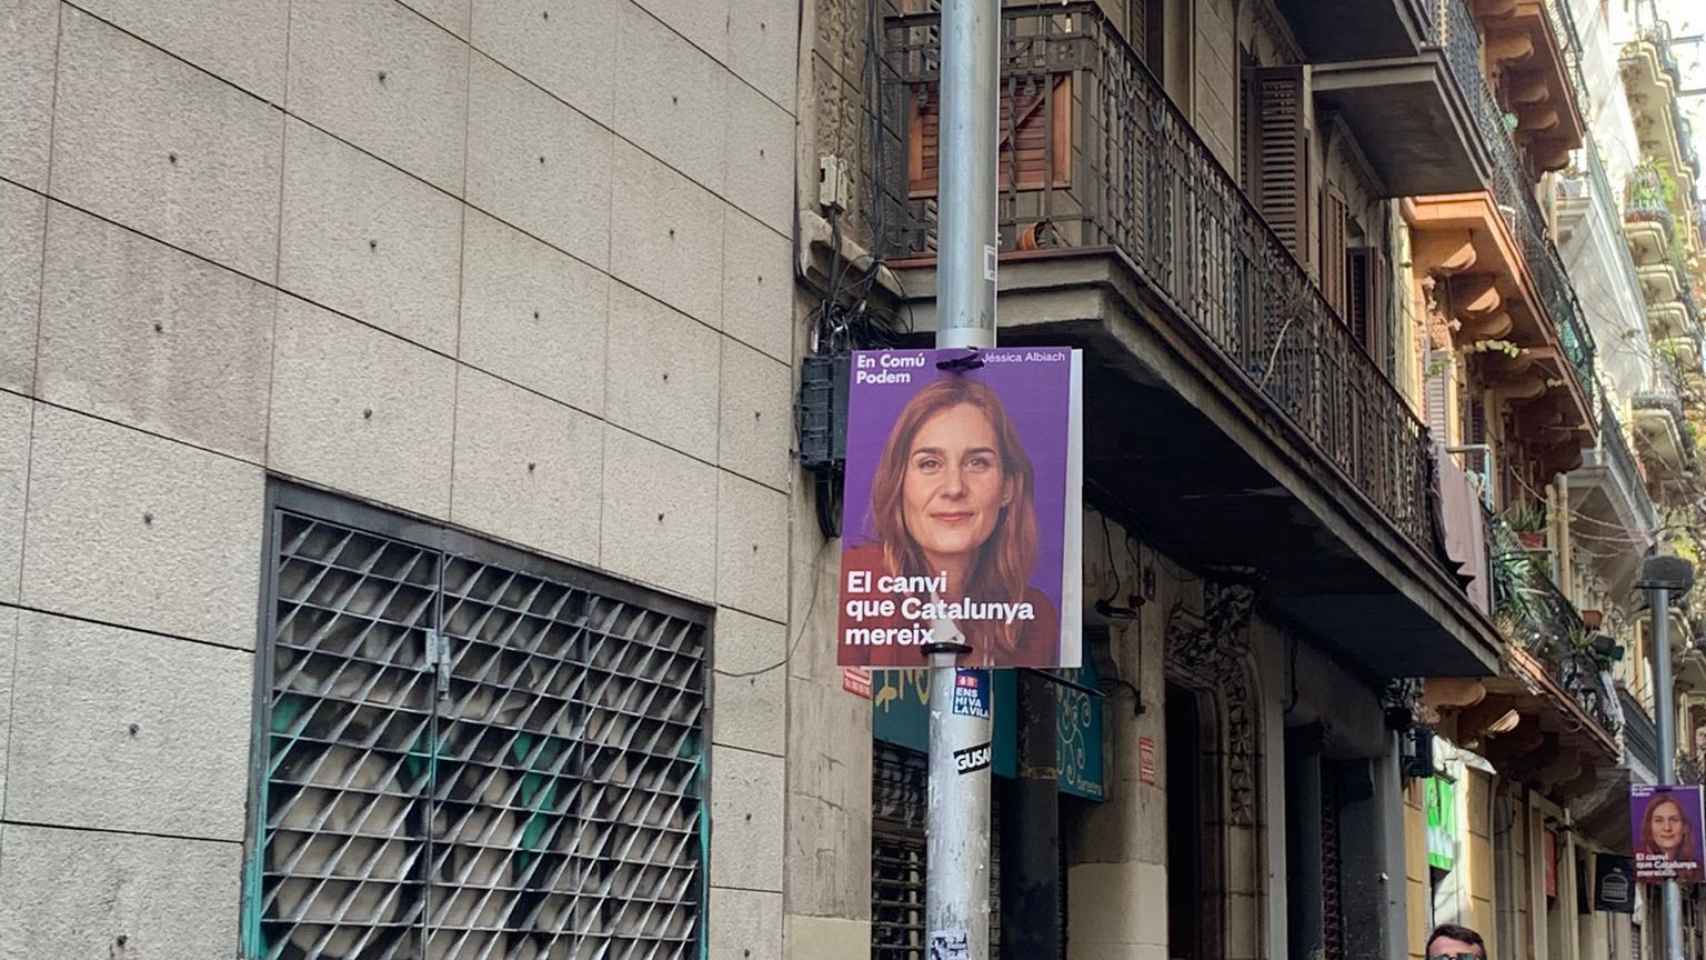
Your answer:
(953, 742), (992, 775)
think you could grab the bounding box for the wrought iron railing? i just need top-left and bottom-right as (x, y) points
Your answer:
(1434, 0), (1600, 421)
(1542, 0), (1591, 120)
(1626, 165), (1677, 236)
(1622, 685), (1660, 772)
(1633, 388), (1699, 469)
(879, 3), (1438, 552)
(1487, 509), (1622, 736)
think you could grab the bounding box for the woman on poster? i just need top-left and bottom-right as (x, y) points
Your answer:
(838, 376), (1060, 667)
(1639, 791), (1704, 882)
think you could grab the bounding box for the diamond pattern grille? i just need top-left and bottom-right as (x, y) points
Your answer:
(254, 506), (707, 960)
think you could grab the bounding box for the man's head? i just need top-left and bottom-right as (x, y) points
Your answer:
(1426, 924), (1487, 960)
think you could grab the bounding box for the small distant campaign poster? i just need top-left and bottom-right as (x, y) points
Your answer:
(836, 348), (1083, 669)
(1632, 783), (1706, 883)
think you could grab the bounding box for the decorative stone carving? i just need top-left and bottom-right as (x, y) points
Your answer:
(1166, 581), (1258, 826)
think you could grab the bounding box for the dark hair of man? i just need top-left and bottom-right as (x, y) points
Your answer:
(1426, 924), (1487, 959)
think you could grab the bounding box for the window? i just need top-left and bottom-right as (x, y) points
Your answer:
(244, 484), (709, 959)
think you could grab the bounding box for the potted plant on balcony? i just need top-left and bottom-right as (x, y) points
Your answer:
(1504, 502), (1549, 550)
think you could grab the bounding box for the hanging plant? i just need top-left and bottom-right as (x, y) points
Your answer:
(1465, 338), (1524, 359)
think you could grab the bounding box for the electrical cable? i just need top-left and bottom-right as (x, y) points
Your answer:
(715, 538), (834, 679)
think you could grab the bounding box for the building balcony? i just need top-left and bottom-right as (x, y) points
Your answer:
(1273, 0), (1436, 61)
(1622, 26), (1694, 188)
(1649, 300), (1690, 341)
(1568, 398), (1656, 593)
(1425, 510), (1622, 799)
(1406, 191), (1598, 473)
(1473, 0), (1587, 174)
(1624, 201), (1674, 267)
(1632, 389), (1694, 486)
(1639, 262), (1683, 304)
(873, 2), (1503, 678)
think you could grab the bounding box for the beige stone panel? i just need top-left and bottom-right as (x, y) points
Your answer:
(401, 0), (472, 38)
(0, 0), (57, 190)
(718, 336), (791, 491)
(1069, 944), (1172, 960)
(0, 394), (25, 605)
(711, 888), (782, 960)
(22, 406), (263, 646)
(784, 915), (871, 960)
(1408, 878), (1430, 960)
(606, 285), (721, 461)
(633, 0), (730, 64)
(1405, 801), (1428, 883)
(7, 612), (252, 839)
(466, 53), (613, 269)
(269, 297), (457, 518)
(0, 824), (240, 960)
(1470, 833), (1495, 898)
(286, 0), (469, 193)
(722, 209), (793, 362)
(279, 118), (462, 354)
(0, 611), (13, 811)
(0, 180), (44, 394)
(50, 7), (284, 280)
(712, 608), (784, 755)
(710, 746), (784, 892)
(717, 471), (789, 621)
(470, 0), (617, 124)
(614, 1), (727, 194)
(722, 71), (794, 237)
(450, 368), (602, 566)
(727, 0), (798, 109)
(610, 141), (725, 326)
(600, 426), (717, 601)
(785, 678), (871, 814)
(72, 0), (288, 101)
(459, 209), (609, 414)
(36, 203), (275, 462)
(1068, 861), (1168, 945)
(785, 791), (872, 919)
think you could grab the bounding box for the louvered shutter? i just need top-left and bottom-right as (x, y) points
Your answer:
(1238, 49), (1258, 191)
(1322, 192), (1348, 314)
(1245, 66), (1310, 258)
(908, 76), (1073, 199)
(1347, 247), (1388, 363)
(1423, 347), (1451, 448)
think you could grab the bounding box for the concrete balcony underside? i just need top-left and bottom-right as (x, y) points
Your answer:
(889, 249), (1503, 679)
(1649, 299), (1689, 339)
(1625, 215), (1671, 267)
(1274, 0), (1432, 61)
(1633, 400), (1688, 481)
(1312, 55), (1493, 196)
(1640, 262), (1683, 304)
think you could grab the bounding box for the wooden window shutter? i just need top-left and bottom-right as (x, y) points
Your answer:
(1245, 66), (1309, 258)
(1321, 192), (1348, 315)
(908, 76), (1073, 200)
(1346, 246), (1388, 363)
(1423, 353), (1452, 446)
(1238, 49), (1258, 191)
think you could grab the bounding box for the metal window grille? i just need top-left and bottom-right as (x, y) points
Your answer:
(870, 746), (1002, 958)
(245, 487), (709, 960)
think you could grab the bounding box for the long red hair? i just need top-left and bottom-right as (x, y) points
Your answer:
(866, 377), (1038, 657)
(1644, 794), (1698, 862)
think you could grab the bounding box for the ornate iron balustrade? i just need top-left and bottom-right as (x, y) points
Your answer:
(1633, 388), (1699, 469)
(1486, 510), (1622, 735)
(1542, 0), (1591, 120)
(879, 3), (1438, 553)
(1435, 0), (1600, 421)
(1626, 165), (1677, 235)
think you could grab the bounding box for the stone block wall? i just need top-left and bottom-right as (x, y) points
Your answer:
(0, 0), (798, 955)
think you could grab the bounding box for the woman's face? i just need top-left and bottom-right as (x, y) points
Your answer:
(1652, 800), (1686, 853)
(901, 403), (1012, 573)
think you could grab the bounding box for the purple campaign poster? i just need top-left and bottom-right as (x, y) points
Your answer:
(1632, 783), (1706, 883)
(836, 348), (1083, 669)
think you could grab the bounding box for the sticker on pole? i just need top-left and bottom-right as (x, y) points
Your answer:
(951, 669), (989, 718)
(835, 347), (1085, 669)
(952, 741), (992, 775)
(930, 928), (969, 960)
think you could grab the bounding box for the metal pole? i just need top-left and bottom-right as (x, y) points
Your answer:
(927, 1), (1000, 958)
(1653, 586), (1685, 960)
